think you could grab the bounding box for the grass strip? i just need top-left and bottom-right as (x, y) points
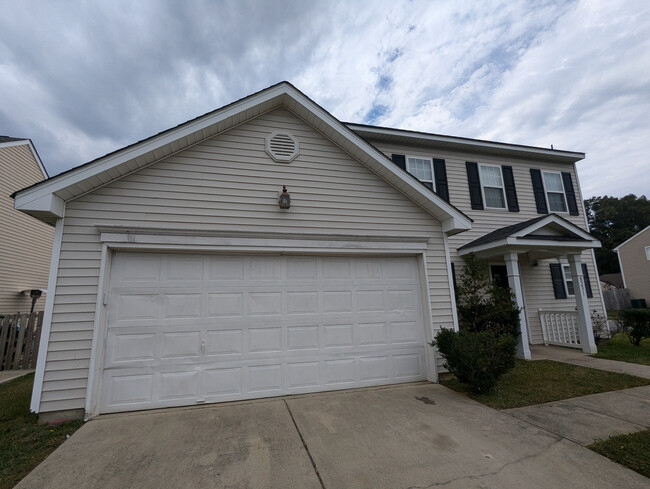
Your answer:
(0, 373), (82, 489)
(441, 359), (650, 409)
(593, 334), (650, 366)
(589, 429), (650, 479)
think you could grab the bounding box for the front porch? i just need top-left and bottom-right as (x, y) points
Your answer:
(458, 214), (603, 359)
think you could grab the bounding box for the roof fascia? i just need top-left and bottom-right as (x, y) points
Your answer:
(14, 82), (472, 234)
(347, 124), (585, 163)
(13, 84), (288, 207)
(286, 89), (471, 233)
(613, 224), (650, 251)
(459, 237), (600, 257)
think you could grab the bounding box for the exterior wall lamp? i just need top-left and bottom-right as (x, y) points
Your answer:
(279, 186), (291, 209)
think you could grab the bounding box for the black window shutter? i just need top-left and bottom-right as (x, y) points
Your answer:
(561, 172), (580, 216)
(466, 162), (484, 210)
(433, 158), (449, 203)
(451, 262), (457, 290)
(550, 263), (567, 299)
(581, 263), (593, 298)
(530, 169), (548, 214)
(391, 154), (406, 170)
(501, 165), (519, 212)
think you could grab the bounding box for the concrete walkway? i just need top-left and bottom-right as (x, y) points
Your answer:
(0, 369), (33, 384)
(531, 344), (650, 379)
(505, 346), (650, 446)
(505, 385), (650, 446)
(15, 383), (650, 489)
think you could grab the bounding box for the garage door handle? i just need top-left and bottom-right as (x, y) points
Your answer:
(201, 340), (206, 354)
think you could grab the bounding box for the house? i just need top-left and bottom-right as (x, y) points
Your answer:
(614, 225), (650, 307)
(12, 82), (605, 422)
(0, 136), (53, 313)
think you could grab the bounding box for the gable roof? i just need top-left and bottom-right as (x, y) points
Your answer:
(613, 224), (650, 251)
(458, 213), (600, 257)
(0, 136), (49, 179)
(12, 82), (471, 234)
(347, 123), (585, 164)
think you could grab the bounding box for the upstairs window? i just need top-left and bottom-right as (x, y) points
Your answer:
(645, 246), (650, 260)
(406, 157), (434, 190)
(542, 171), (568, 213)
(479, 164), (506, 209)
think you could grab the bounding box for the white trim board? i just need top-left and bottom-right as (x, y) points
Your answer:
(30, 217), (64, 413)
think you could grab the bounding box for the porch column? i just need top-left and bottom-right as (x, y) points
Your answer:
(567, 254), (597, 354)
(504, 252), (531, 360)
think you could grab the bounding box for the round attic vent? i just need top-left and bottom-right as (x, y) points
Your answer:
(265, 131), (299, 162)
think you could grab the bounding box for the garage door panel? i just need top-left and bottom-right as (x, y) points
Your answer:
(160, 371), (200, 401)
(205, 329), (243, 355)
(207, 292), (244, 317)
(100, 252), (428, 413)
(107, 332), (156, 363)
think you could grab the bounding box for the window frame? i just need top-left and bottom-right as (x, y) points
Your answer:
(541, 171), (569, 214)
(406, 156), (435, 191)
(645, 246), (650, 261)
(478, 163), (507, 210)
(562, 265), (575, 296)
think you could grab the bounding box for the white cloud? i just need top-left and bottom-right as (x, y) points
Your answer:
(0, 0), (648, 197)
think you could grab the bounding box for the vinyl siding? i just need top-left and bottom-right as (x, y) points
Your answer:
(370, 142), (605, 345)
(40, 108), (454, 413)
(0, 144), (53, 313)
(617, 227), (650, 303)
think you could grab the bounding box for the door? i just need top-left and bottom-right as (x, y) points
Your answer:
(99, 252), (428, 413)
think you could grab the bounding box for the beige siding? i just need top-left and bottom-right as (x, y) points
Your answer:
(618, 227), (650, 303)
(0, 144), (53, 313)
(41, 108), (454, 413)
(370, 142), (605, 344)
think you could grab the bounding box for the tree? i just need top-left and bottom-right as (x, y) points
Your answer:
(584, 194), (650, 274)
(432, 253), (519, 393)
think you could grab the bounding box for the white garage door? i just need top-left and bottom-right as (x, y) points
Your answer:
(99, 252), (427, 413)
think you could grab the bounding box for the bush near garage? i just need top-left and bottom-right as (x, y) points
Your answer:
(432, 253), (520, 393)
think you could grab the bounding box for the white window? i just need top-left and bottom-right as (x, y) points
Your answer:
(542, 171), (568, 213)
(645, 246), (650, 260)
(479, 164), (506, 209)
(562, 265), (575, 296)
(407, 157), (434, 190)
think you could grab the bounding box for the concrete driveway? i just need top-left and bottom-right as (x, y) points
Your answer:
(16, 383), (649, 489)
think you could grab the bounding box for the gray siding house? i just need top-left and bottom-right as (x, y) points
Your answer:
(615, 225), (650, 305)
(13, 83), (604, 422)
(0, 137), (53, 313)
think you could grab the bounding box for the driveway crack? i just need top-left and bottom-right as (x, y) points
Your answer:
(284, 399), (326, 489)
(406, 438), (564, 488)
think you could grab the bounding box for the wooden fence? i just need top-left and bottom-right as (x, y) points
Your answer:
(0, 311), (43, 371)
(602, 288), (632, 310)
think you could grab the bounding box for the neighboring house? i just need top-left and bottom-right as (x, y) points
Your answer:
(13, 83), (605, 422)
(0, 136), (53, 313)
(614, 225), (650, 306)
(599, 272), (623, 289)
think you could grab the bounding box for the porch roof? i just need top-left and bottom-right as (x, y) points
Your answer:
(458, 214), (601, 259)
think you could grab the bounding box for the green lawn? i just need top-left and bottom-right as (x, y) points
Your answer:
(441, 359), (650, 409)
(589, 429), (650, 479)
(593, 333), (650, 366)
(0, 373), (82, 489)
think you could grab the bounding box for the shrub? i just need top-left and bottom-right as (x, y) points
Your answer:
(433, 329), (517, 393)
(455, 253), (520, 337)
(618, 309), (650, 346)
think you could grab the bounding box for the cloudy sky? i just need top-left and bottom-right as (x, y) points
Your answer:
(1, 0), (648, 198)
